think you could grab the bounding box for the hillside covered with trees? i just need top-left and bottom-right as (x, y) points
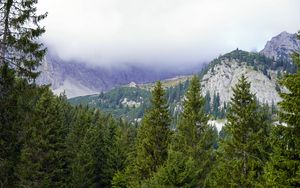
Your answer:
(1, 0), (300, 187)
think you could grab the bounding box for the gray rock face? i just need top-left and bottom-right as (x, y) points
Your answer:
(201, 60), (281, 106)
(37, 52), (201, 98)
(200, 31), (300, 107)
(260, 31), (300, 61)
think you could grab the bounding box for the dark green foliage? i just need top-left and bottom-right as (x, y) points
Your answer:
(212, 92), (220, 118)
(135, 81), (171, 180)
(208, 75), (271, 187)
(149, 76), (215, 187)
(176, 76), (210, 155)
(0, 0), (47, 80)
(204, 90), (211, 113)
(264, 44), (300, 187)
(116, 81), (172, 186)
(69, 87), (151, 121)
(0, 1), (47, 184)
(0, 74), (46, 187)
(17, 89), (68, 187)
(145, 149), (198, 187)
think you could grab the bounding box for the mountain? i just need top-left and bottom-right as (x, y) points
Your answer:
(260, 31), (300, 61)
(69, 31), (300, 122)
(200, 49), (280, 106)
(201, 31), (300, 108)
(37, 52), (202, 98)
(39, 31), (299, 99)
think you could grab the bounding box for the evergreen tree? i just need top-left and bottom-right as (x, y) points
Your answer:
(176, 76), (210, 156)
(17, 89), (67, 187)
(131, 81), (171, 184)
(212, 92), (220, 118)
(264, 33), (300, 187)
(0, 0), (47, 80)
(66, 106), (93, 185)
(204, 90), (211, 114)
(149, 76), (214, 187)
(208, 75), (270, 187)
(71, 115), (111, 187)
(0, 1), (47, 186)
(0, 77), (44, 187)
(145, 149), (198, 187)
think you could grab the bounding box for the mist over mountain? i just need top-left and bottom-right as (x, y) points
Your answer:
(69, 31), (300, 123)
(37, 31), (299, 98)
(38, 0), (300, 68)
(37, 51), (204, 98)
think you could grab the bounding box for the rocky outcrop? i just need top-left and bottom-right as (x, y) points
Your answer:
(201, 59), (281, 106)
(260, 31), (300, 61)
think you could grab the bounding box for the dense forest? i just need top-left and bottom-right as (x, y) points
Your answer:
(1, 0), (300, 187)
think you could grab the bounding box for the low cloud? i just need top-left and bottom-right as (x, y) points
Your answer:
(38, 0), (300, 68)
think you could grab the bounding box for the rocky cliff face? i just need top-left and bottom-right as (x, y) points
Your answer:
(200, 31), (300, 107)
(37, 53), (201, 98)
(201, 59), (280, 106)
(260, 31), (300, 61)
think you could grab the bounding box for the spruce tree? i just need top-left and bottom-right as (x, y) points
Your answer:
(209, 75), (270, 187)
(204, 90), (211, 114)
(0, 0), (47, 80)
(17, 89), (67, 187)
(0, 1), (46, 186)
(149, 75), (214, 187)
(176, 75), (211, 157)
(66, 106), (93, 185)
(264, 33), (300, 187)
(0, 77), (44, 187)
(70, 114), (119, 187)
(133, 81), (171, 183)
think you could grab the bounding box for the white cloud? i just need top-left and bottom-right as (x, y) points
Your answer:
(38, 0), (300, 67)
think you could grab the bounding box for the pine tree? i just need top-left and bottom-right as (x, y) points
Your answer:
(176, 76), (210, 156)
(0, 0), (47, 80)
(72, 115), (113, 187)
(17, 89), (67, 187)
(145, 149), (198, 187)
(149, 76), (214, 187)
(212, 92), (220, 118)
(66, 106), (93, 185)
(0, 1), (47, 186)
(132, 81), (171, 183)
(208, 75), (270, 187)
(264, 33), (300, 187)
(204, 90), (211, 114)
(0, 78), (44, 187)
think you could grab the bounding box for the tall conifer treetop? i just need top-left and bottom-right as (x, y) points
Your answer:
(209, 74), (271, 187)
(134, 81), (171, 181)
(177, 75), (209, 152)
(0, 0), (47, 80)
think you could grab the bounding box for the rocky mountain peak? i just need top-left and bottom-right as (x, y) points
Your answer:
(260, 31), (300, 61)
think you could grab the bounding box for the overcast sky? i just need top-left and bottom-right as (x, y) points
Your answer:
(38, 0), (300, 68)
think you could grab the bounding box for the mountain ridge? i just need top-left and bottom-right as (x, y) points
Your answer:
(68, 31), (300, 122)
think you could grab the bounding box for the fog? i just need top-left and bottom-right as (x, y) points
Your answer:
(38, 0), (300, 68)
